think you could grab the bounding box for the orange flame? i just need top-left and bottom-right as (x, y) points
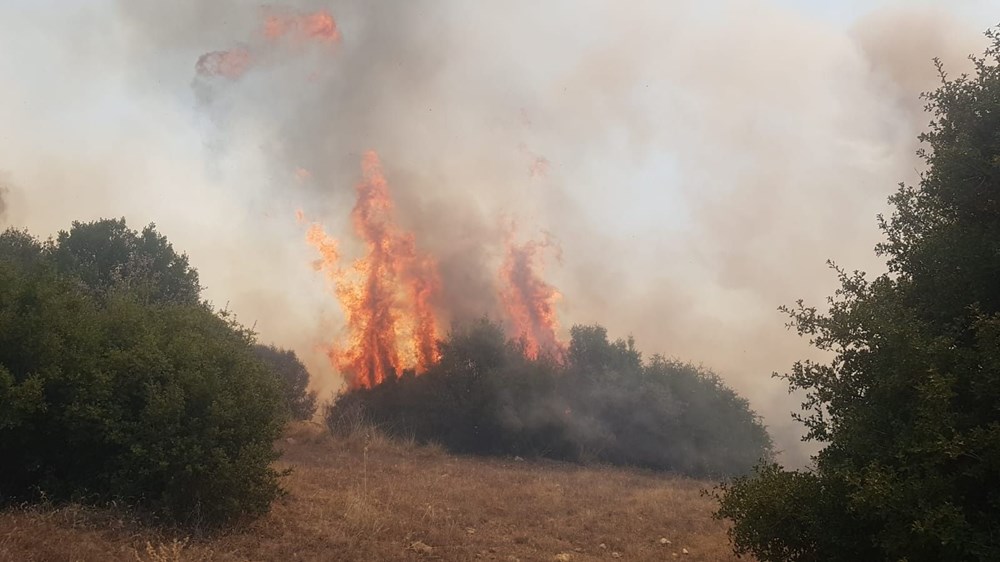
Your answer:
(303, 151), (441, 389)
(196, 8), (340, 80)
(305, 222), (339, 271)
(499, 234), (564, 360)
(263, 9), (341, 43)
(195, 48), (252, 79)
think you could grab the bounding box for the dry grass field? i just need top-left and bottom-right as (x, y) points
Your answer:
(0, 423), (743, 562)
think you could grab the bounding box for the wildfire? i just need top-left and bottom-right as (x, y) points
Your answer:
(305, 222), (339, 271)
(303, 151), (441, 389)
(263, 8), (341, 43)
(195, 8), (339, 80)
(499, 233), (565, 360)
(196, 6), (570, 390)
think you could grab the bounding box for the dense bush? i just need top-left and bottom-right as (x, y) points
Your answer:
(0, 221), (286, 527)
(50, 218), (202, 306)
(328, 318), (772, 477)
(713, 31), (1000, 561)
(254, 344), (318, 420)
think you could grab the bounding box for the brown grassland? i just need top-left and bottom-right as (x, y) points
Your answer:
(0, 423), (743, 562)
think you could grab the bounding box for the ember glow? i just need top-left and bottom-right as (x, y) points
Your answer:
(263, 8), (341, 43)
(304, 151), (443, 389)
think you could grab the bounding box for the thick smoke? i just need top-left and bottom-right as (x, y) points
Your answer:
(0, 1), (992, 466)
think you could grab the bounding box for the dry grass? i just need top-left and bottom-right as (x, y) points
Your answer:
(0, 422), (743, 561)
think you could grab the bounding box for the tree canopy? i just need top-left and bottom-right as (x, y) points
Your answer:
(254, 344), (318, 421)
(0, 221), (286, 527)
(714, 30), (1000, 562)
(50, 218), (202, 306)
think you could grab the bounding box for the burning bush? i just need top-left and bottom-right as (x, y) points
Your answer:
(0, 221), (286, 527)
(327, 318), (772, 477)
(307, 151), (775, 475)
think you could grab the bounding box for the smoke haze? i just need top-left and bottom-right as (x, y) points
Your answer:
(0, 174), (9, 224)
(0, 0), (994, 465)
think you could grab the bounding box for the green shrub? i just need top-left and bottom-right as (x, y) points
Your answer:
(712, 463), (878, 561)
(0, 224), (286, 527)
(50, 218), (201, 305)
(254, 344), (318, 420)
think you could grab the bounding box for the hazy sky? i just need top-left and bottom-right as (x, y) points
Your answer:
(1, 0), (997, 465)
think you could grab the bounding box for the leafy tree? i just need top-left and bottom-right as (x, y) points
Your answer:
(0, 224), (285, 527)
(714, 31), (1000, 561)
(254, 344), (318, 420)
(50, 218), (201, 305)
(567, 324), (641, 375)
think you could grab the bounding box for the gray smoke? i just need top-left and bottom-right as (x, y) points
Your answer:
(0, 0), (991, 466)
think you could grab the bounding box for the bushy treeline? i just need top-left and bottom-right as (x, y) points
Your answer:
(0, 219), (305, 526)
(328, 319), (772, 477)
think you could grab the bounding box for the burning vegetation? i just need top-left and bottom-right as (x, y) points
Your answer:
(499, 232), (564, 361)
(185, 4), (775, 478)
(327, 319), (773, 477)
(303, 151), (442, 389)
(201, 7), (769, 477)
(300, 152), (564, 389)
(291, 151), (769, 478)
(292, 148), (770, 476)
(193, 6), (572, 390)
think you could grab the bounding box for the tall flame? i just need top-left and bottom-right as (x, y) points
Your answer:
(499, 234), (564, 360)
(304, 151), (441, 389)
(196, 7), (571, 388)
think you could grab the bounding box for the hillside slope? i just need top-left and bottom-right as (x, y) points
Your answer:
(0, 424), (741, 561)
